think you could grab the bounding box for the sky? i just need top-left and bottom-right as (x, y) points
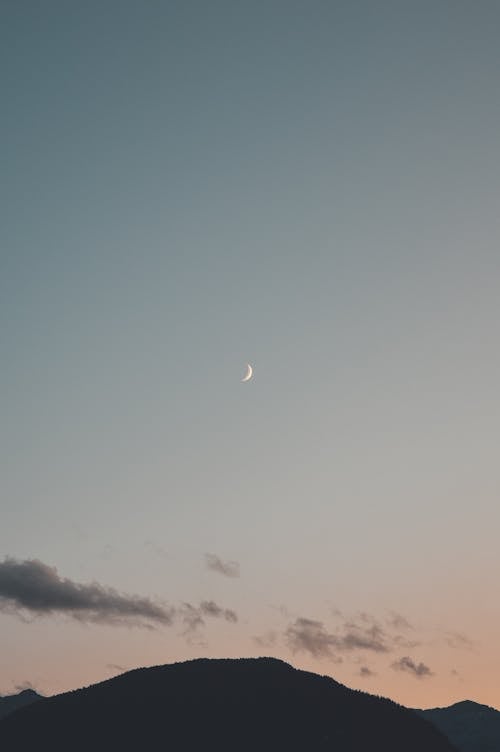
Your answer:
(1, 0), (500, 710)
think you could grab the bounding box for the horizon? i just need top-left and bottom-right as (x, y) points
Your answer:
(4, 655), (499, 714)
(2, 1), (500, 711)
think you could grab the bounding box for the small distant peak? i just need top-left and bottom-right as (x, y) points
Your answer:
(422, 699), (499, 714)
(449, 699), (496, 713)
(18, 689), (41, 698)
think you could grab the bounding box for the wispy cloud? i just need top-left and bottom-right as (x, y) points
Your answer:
(386, 611), (413, 631)
(200, 600), (237, 622)
(285, 615), (391, 660)
(341, 621), (389, 653)
(180, 603), (206, 640)
(253, 631), (278, 648)
(444, 631), (475, 650)
(204, 553), (240, 578)
(180, 600), (238, 640)
(359, 666), (376, 678)
(393, 634), (421, 649)
(14, 680), (39, 693)
(0, 558), (240, 642)
(0, 557), (174, 627)
(391, 656), (434, 678)
(285, 618), (342, 660)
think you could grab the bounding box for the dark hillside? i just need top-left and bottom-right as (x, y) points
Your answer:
(0, 689), (42, 721)
(0, 657), (457, 751)
(417, 700), (500, 752)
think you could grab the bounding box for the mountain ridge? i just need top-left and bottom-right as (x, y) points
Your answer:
(0, 656), (457, 751)
(0, 688), (43, 721)
(416, 699), (500, 752)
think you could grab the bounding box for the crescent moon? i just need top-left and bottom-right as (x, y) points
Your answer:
(241, 363), (253, 382)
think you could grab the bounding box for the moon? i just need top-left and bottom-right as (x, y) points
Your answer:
(241, 363), (253, 382)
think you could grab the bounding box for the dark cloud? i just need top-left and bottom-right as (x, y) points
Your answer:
(391, 656), (434, 678)
(387, 611), (413, 631)
(180, 600), (238, 640)
(340, 611), (412, 652)
(200, 600), (238, 623)
(393, 634), (421, 649)
(0, 557), (241, 646)
(204, 553), (240, 578)
(285, 618), (342, 660)
(341, 622), (389, 653)
(180, 603), (205, 636)
(280, 607), (463, 671)
(0, 558), (174, 627)
(285, 614), (392, 660)
(359, 666), (376, 678)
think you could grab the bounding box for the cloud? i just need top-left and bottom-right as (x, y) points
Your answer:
(339, 611), (411, 652)
(391, 656), (433, 678)
(200, 600), (238, 623)
(285, 614), (392, 660)
(180, 603), (205, 636)
(253, 631), (278, 648)
(180, 600), (238, 640)
(393, 634), (421, 649)
(14, 680), (39, 693)
(444, 631), (475, 650)
(204, 553), (240, 578)
(340, 622), (389, 653)
(0, 557), (241, 647)
(285, 618), (342, 660)
(387, 611), (413, 631)
(359, 666), (376, 678)
(0, 557), (174, 627)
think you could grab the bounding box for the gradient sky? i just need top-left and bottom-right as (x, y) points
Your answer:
(1, 1), (500, 709)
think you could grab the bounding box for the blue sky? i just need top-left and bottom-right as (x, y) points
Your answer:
(1, 1), (500, 707)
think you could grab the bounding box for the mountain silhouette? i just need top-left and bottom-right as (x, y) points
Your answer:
(0, 689), (42, 721)
(417, 700), (500, 752)
(0, 657), (457, 751)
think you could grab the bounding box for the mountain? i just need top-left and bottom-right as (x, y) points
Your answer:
(416, 700), (500, 752)
(0, 689), (42, 721)
(0, 657), (457, 751)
